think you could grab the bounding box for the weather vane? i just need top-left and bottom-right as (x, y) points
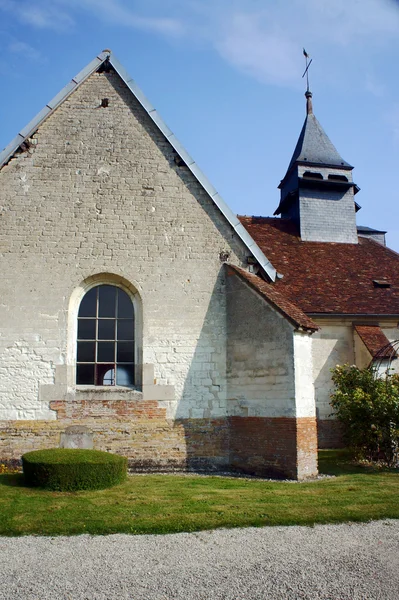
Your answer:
(302, 48), (312, 92)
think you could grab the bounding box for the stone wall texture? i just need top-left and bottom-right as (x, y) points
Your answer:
(0, 68), (248, 422)
(0, 66), (321, 479)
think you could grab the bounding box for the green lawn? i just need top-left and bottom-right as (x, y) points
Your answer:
(0, 450), (398, 536)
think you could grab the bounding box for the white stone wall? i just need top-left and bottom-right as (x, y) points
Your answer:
(293, 331), (315, 418)
(313, 321), (399, 420)
(226, 275), (297, 417)
(0, 69), (250, 420)
(312, 323), (354, 420)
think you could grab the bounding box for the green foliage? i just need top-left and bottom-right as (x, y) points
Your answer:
(22, 448), (127, 491)
(330, 365), (399, 465)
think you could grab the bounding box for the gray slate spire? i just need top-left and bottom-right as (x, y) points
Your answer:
(286, 92), (352, 172)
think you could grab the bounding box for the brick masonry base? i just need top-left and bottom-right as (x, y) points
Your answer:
(317, 419), (345, 449)
(0, 400), (319, 480)
(230, 416), (318, 480)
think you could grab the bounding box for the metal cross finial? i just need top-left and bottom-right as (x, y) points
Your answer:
(302, 48), (312, 92)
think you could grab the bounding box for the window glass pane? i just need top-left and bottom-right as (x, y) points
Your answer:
(117, 319), (134, 340)
(98, 286), (116, 317)
(98, 319), (115, 340)
(117, 342), (134, 363)
(96, 364), (115, 386)
(77, 341), (95, 362)
(77, 364), (95, 385)
(78, 319), (96, 340)
(78, 288), (97, 317)
(76, 284), (136, 387)
(117, 289), (133, 318)
(116, 365), (134, 386)
(98, 341), (115, 362)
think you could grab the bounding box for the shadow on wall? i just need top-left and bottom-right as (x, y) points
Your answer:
(168, 267), (303, 479)
(313, 330), (351, 449)
(171, 268), (230, 472)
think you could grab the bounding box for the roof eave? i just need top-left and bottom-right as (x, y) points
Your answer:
(0, 51), (109, 167)
(308, 313), (399, 319)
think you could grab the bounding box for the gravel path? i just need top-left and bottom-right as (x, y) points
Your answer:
(0, 520), (398, 599)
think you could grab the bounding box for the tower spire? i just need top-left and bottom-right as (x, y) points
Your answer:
(274, 53), (359, 244)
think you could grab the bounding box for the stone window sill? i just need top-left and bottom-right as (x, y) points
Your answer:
(75, 386), (143, 401)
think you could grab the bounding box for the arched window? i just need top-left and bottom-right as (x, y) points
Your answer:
(76, 285), (135, 386)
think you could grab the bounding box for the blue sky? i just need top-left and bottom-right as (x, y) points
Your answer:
(1, 0), (399, 251)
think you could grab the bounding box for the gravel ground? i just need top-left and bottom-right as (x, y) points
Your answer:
(0, 520), (398, 600)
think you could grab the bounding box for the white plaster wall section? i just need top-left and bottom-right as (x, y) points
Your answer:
(149, 270), (228, 420)
(293, 331), (316, 418)
(0, 336), (56, 420)
(226, 275), (296, 418)
(312, 324), (355, 420)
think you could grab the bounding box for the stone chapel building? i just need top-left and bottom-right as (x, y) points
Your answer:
(1, 50), (398, 479)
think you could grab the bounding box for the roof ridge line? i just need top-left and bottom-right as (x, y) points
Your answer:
(0, 50), (277, 282)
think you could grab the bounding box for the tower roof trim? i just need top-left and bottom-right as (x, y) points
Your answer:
(0, 50), (278, 282)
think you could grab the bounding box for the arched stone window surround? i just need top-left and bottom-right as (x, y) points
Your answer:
(67, 273), (143, 389)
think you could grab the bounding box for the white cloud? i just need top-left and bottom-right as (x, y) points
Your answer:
(0, 0), (74, 31)
(1, 0), (399, 92)
(8, 40), (43, 62)
(72, 0), (184, 36)
(215, 12), (299, 86)
(199, 0), (399, 88)
(0, 0), (183, 36)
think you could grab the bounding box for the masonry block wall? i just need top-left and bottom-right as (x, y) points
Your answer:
(226, 274), (318, 479)
(0, 68), (254, 470)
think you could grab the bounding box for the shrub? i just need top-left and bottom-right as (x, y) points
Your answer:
(330, 365), (399, 465)
(22, 448), (127, 491)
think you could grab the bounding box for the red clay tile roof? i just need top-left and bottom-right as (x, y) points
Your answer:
(239, 216), (399, 316)
(354, 325), (396, 359)
(227, 265), (318, 332)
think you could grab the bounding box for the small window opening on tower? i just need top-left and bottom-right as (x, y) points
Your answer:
(328, 174), (348, 182)
(303, 171), (323, 180)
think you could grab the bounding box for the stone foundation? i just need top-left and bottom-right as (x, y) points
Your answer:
(0, 399), (319, 479)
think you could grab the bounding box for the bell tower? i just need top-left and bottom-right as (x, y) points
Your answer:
(275, 89), (360, 244)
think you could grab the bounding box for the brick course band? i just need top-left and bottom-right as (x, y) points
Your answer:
(0, 400), (318, 480)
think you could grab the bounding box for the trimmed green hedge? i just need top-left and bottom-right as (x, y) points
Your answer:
(22, 448), (127, 491)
